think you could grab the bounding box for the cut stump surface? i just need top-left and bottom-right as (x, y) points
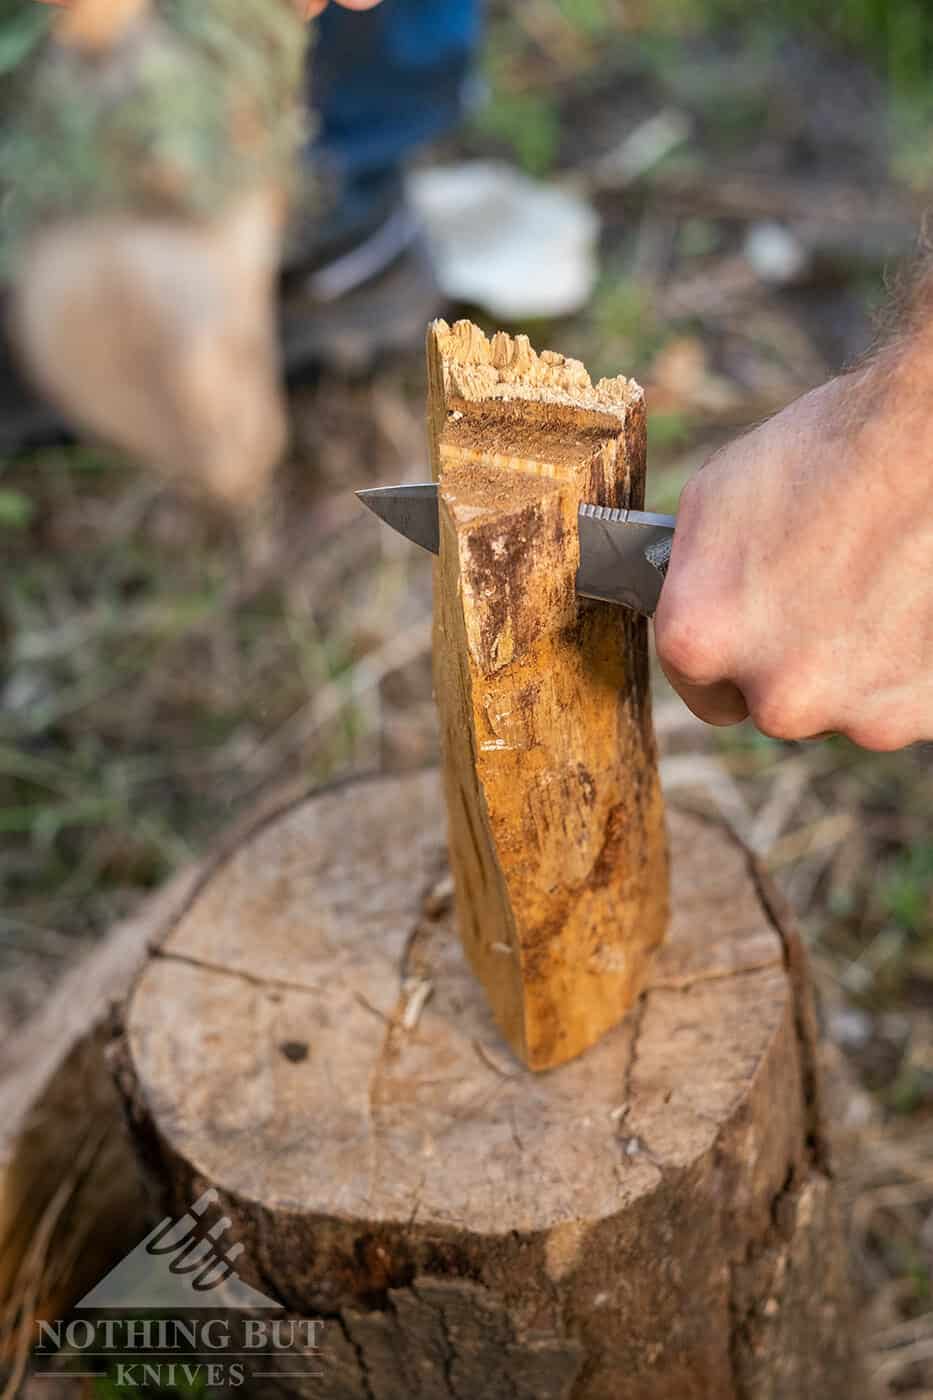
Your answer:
(125, 770), (854, 1400)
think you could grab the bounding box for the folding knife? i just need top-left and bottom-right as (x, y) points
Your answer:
(357, 483), (676, 617)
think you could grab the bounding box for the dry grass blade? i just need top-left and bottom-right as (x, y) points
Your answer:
(231, 614), (433, 803)
(766, 811), (855, 869)
(851, 1126), (933, 1396)
(659, 753), (756, 839)
(748, 756), (812, 855)
(872, 1338), (933, 1385)
(0, 1125), (108, 1400)
(873, 1316), (933, 1352)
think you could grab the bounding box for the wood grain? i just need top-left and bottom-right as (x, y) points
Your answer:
(426, 320), (668, 1069)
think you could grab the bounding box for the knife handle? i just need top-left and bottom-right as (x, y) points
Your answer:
(644, 534), (672, 578)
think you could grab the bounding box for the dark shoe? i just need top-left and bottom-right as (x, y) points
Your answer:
(280, 169), (445, 376)
(0, 312), (66, 456)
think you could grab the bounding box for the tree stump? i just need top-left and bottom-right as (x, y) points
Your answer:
(124, 770), (855, 1399)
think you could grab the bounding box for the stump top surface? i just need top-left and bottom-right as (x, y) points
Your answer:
(128, 770), (790, 1235)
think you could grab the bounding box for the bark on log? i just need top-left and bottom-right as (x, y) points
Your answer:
(427, 320), (668, 1070)
(0, 780), (310, 1388)
(0, 867), (196, 1385)
(123, 770), (855, 1400)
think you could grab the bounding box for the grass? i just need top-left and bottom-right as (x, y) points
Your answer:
(710, 727), (933, 1019)
(648, 0), (933, 94)
(882, 843), (933, 938)
(0, 0), (52, 76)
(0, 432), (433, 965)
(474, 0), (933, 194)
(473, 77), (561, 175)
(590, 275), (667, 368)
(774, 0), (933, 92)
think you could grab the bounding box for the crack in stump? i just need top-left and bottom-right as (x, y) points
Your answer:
(336, 1312), (377, 1400)
(365, 849), (450, 1206)
(649, 957), (783, 994)
(150, 945), (324, 997)
(747, 853), (832, 1176)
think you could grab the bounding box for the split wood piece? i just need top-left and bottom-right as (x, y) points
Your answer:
(426, 319), (668, 1070)
(124, 769), (856, 1400)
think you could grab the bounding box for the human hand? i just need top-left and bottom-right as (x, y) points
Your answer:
(654, 363), (933, 750)
(296, 0), (382, 16)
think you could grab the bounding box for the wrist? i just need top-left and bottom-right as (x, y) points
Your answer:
(847, 339), (933, 500)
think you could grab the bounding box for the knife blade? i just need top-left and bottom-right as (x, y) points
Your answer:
(357, 484), (676, 617)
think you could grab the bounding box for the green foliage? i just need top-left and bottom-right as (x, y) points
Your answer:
(886, 1061), (933, 1115)
(587, 273), (670, 379)
(475, 89), (560, 175)
(0, 485), (35, 529)
(0, 0), (53, 76)
(552, 0), (614, 39)
(595, 278), (657, 343)
(474, 54), (561, 175)
(890, 91), (933, 190)
(776, 0), (933, 92)
(678, 219), (722, 259)
(656, 0), (933, 95)
(646, 411), (693, 454)
(881, 842), (933, 938)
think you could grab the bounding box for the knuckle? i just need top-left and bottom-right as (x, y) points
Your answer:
(747, 683), (819, 742)
(745, 655), (832, 741)
(844, 720), (913, 753)
(655, 608), (726, 686)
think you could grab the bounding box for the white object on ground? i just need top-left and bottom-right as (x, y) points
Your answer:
(744, 221), (809, 285)
(408, 161), (600, 320)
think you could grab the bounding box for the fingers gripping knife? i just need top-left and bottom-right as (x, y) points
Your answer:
(358, 484), (676, 617)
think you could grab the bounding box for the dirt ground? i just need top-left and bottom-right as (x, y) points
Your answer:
(1, 5), (931, 1395)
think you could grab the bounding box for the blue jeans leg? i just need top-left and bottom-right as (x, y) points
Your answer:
(311, 0), (482, 183)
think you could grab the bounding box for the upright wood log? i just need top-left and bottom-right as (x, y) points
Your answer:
(427, 320), (668, 1070)
(121, 771), (856, 1399)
